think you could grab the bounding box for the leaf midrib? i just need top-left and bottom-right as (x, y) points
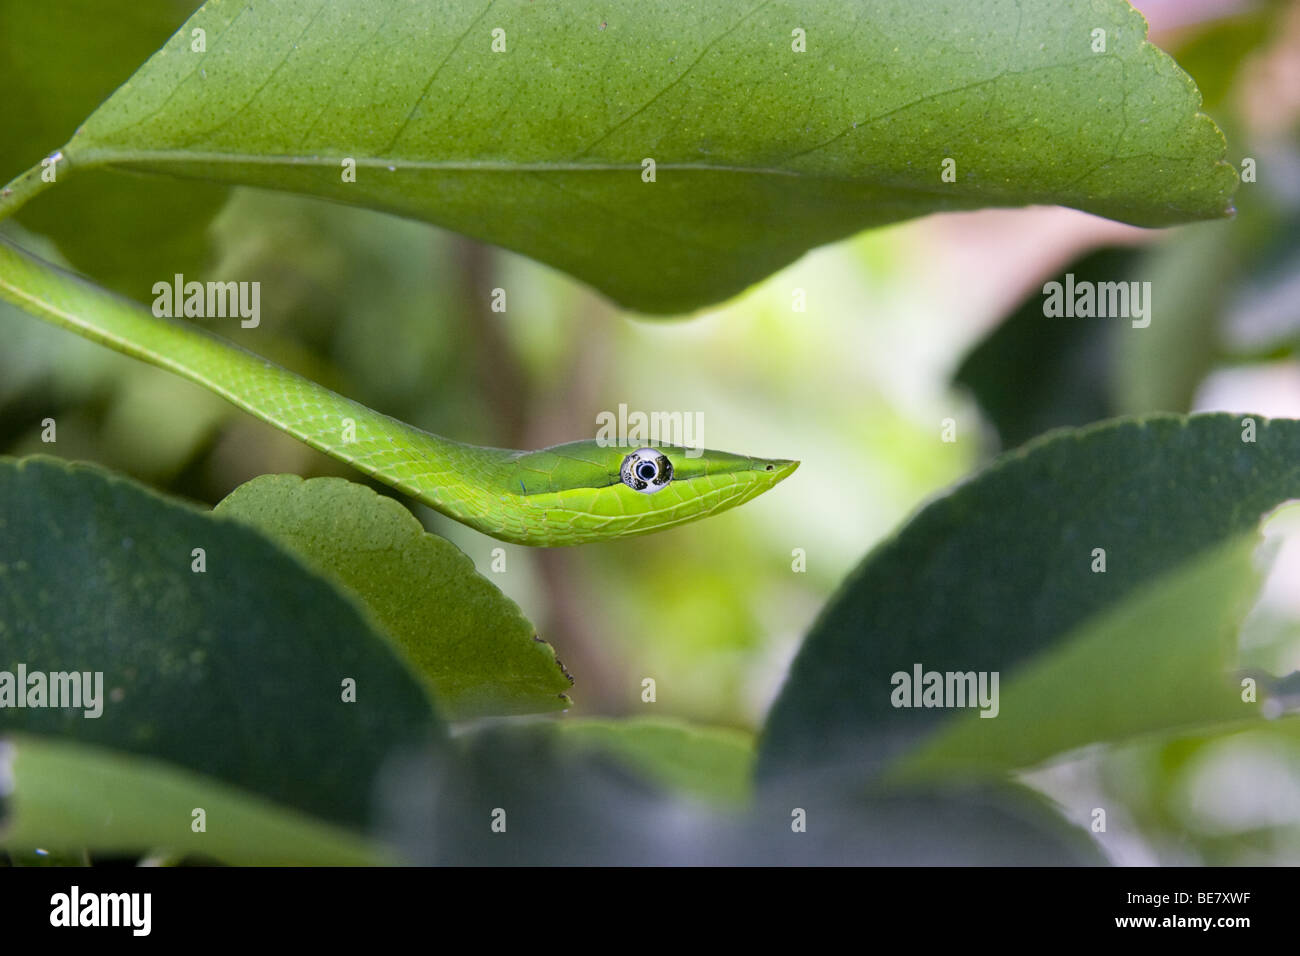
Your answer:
(70, 147), (896, 182)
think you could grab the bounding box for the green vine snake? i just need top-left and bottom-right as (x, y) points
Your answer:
(0, 235), (796, 546)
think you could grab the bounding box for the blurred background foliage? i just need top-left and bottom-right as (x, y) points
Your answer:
(2, 0), (1299, 863)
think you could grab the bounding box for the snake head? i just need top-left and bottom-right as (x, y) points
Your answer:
(488, 440), (799, 546)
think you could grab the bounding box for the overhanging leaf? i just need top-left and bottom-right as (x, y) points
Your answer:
(1, 0), (1235, 313)
(0, 456), (443, 852)
(758, 414), (1300, 782)
(215, 475), (573, 720)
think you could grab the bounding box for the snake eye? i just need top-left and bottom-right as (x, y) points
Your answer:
(620, 447), (673, 494)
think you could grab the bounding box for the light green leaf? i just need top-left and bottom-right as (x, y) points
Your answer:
(215, 475), (573, 720)
(556, 718), (754, 806)
(892, 536), (1262, 782)
(759, 414), (1300, 782)
(0, 456), (443, 858)
(1, 736), (390, 865)
(2, 0), (1235, 313)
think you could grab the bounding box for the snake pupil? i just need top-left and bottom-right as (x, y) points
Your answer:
(621, 448), (673, 495)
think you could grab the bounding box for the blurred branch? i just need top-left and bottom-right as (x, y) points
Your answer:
(451, 236), (627, 715)
(452, 238), (528, 442)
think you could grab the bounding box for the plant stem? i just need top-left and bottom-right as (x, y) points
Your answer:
(0, 160), (59, 222)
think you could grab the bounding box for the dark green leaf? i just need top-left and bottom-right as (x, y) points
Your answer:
(954, 246), (1134, 450)
(0, 457), (443, 837)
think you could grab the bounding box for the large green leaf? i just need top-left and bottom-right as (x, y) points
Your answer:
(2, 0), (1235, 313)
(758, 414), (1300, 782)
(215, 475), (573, 720)
(0, 456), (443, 852)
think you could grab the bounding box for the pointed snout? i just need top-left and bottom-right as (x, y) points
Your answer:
(753, 457), (799, 484)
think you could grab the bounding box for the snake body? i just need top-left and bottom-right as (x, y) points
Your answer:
(0, 236), (796, 545)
